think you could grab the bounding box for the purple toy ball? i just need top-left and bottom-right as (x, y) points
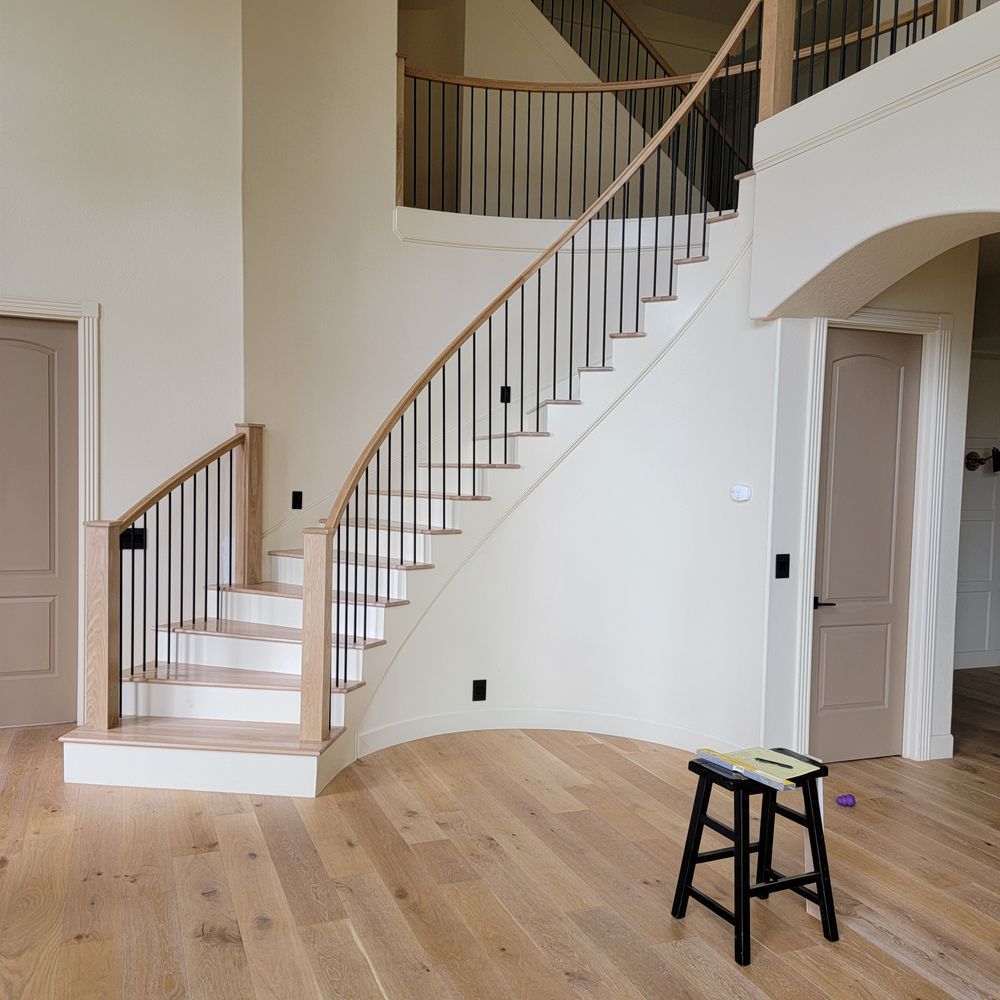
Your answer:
(835, 793), (857, 808)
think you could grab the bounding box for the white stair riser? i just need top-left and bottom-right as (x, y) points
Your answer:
(415, 466), (486, 494)
(270, 553), (408, 599)
(121, 682), (346, 727)
(366, 494), (459, 529)
(212, 589), (385, 640)
(158, 631), (363, 681)
(335, 525), (433, 563)
(64, 742), (336, 797)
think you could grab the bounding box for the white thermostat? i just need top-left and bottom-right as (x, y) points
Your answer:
(730, 485), (752, 503)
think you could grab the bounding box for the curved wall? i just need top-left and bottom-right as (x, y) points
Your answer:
(749, 5), (1000, 320)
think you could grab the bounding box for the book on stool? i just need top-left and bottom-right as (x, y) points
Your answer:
(695, 746), (820, 791)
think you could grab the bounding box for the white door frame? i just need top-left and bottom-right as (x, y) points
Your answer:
(794, 306), (953, 761)
(0, 295), (101, 724)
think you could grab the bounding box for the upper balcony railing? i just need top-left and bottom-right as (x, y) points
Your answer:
(791, 0), (995, 102)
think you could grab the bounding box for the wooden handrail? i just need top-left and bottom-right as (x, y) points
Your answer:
(326, 0), (763, 533)
(117, 431), (248, 529)
(405, 64), (698, 93)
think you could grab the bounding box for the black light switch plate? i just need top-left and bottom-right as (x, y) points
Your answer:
(472, 679), (487, 702)
(292, 490), (303, 510)
(775, 553), (790, 579)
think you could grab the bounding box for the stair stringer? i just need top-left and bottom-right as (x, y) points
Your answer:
(322, 184), (757, 780)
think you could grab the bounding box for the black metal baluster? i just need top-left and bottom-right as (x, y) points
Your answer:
(118, 544), (123, 711)
(377, 442), (382, 604)
(891, 0), (900, 54)
(154, 502), (159, 670)
(130, 518), (135, 675)
(335, 514), (342, 687)
(472, 329), (478, 468)
(191, 469), (196, 625)
(497, 89), (504, 217)
(526, 91), (532, 219)
(441, 363), (446, 527)
(536, 272), (542, 429)
(553, 252), (559, 397)
(511, 89), (517, 217)
(503, 302), (510, 463)
(653, 145), (662, 296)
(520, 286), (526, 432)
(228, 449), (233, 584)
(635, 166), (644, 332)
(809, 0), (819, 92)
(540, 92), (546, 217)
(569, 235), (575, 397)
(203, 465), (209, 623)
(469, 85), (475, 213)
(440, 81), (445, 211)
(142, 511), (147, 671)
(484, 87), (489, 215)
(824, 0), (835, 87)
(554, 91), (561, 218)
(215, 457), (221, 620)
(455, 83), (461, 213)
(619, 179), (627, 332)
(793, 0), (804, 101)
(363, 470), (369, 644)
(568, 91), (575, 218)
(352, 488), (359, 643)
(179, 481), (184, 634)
(586, 217), (593, 366)
(488, 316), (494, 459)
(412, 399), (418, 563)
(167, 491), (172, 665)
(458, 346), (463, 495)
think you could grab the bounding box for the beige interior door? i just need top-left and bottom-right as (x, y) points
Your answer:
(0, 317), (78, 726)
(810, 327), (921, 762)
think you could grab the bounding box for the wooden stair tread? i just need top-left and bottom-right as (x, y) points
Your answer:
(675, 255), (708, 264)
(641, 294), (678, 303)
(269, 549), (434, 570)
(221, 582), (407, 607)
(578, 366), (614, 372)
(706, 211), (738, 224)
(121, 662), (365, 694)
(165, 617), (385, 650)
(609, 331), (646, 339)
(539, 398), (582, 406)
(60, 716), (343, 756)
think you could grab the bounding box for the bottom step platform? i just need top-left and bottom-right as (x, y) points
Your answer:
(61, 716), (346, 797)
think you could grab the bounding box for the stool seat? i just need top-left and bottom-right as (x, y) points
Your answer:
(671, 748), (838, 965)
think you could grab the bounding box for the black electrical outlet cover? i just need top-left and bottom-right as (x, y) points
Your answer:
(775, 553), (790, 579)
(472, 679), (487, 702)
(292, 490), (303, 510)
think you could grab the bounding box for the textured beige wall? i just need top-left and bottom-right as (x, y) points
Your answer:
(0, 0), (245, 517)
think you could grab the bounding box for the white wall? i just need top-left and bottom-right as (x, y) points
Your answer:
(360, 228), (780, 753)
(0, 0), (245, 517)
(749, 4), (1000, 320)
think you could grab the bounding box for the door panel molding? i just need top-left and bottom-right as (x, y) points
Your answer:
(0, 296), (101, 725)
(795, 307), (953, 761)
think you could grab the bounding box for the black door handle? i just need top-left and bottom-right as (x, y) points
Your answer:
(813, 596), (837, 610)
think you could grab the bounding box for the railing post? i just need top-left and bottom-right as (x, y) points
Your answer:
(233, 422), (264, 587)
(300, 527), (333, 742)
(396, 54), (406, 207)
(936, 1), (955, 29)
(758, 0), (797, 121)
(84, 520), (121, 731)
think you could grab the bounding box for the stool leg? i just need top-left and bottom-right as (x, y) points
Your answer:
(755, 789), (776, 899)
(733, 786), (752, 965)
(802, 780), (839, 942)
(671, 775), (712, 919)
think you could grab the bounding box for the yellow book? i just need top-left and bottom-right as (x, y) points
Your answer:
(696, 747), (818, 791)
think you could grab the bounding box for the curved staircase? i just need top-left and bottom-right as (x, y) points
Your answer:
(63, 0), (881, 795)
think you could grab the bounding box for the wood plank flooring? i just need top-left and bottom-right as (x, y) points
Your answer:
(2, 668), (999, 998)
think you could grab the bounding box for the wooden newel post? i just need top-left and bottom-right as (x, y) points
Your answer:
(300, 527), (333, 742)
(234, 422), (264, 587)
(758, 0), (797, 122)
(84, 520), (121, 730)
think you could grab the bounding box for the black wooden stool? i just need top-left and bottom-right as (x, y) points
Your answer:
(670, 748), (838, 965)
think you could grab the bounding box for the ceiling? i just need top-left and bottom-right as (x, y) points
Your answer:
(640, 0), (748, 25)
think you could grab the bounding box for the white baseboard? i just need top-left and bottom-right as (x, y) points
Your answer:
(928, 733), (954, 759)
(358, 707), (742, 759)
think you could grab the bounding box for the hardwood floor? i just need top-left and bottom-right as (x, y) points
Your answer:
(2, 670), (1000, 998)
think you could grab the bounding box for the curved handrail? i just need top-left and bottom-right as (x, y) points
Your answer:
(326, 0), (763, 532)
(405, 64), (702, 92)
